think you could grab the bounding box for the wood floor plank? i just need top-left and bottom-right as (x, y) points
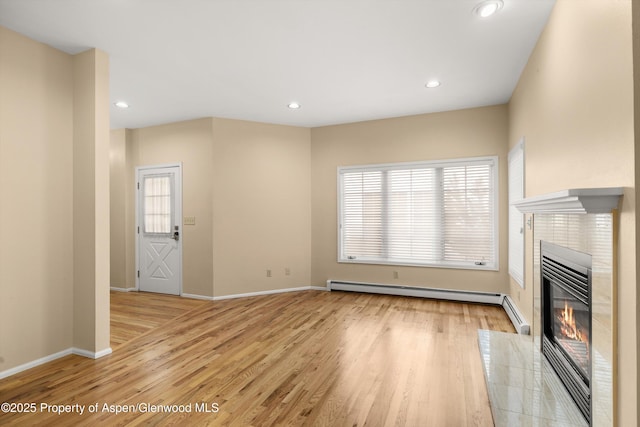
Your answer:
(0, 289), (514, 426)
(110, 290), (207, 349)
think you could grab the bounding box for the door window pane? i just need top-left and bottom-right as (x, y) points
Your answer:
(144, 175), (172, 234)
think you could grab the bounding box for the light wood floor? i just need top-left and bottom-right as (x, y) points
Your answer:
(0, 290), (514, 426)
(110, 291), (206, 349)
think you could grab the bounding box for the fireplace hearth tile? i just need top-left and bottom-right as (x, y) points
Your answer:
(478, 329), (588, 427)
(492, 409), (586, 427)
(480, 364), (542, 390)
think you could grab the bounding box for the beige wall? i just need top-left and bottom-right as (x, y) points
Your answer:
(128, 118), (215, 296)
(110, 118), (312, 298)
(211, 118), (311, 297)
(113, 107), (508, 298)
(634, 0), (640, 422)
(72, 48), (111, 353)
(0, 28), (109, 372)
(508, 0), (637, 425)
(110, 129), (127, 288)
(310, 105), (509, 293)
(0, 26), (75, 370)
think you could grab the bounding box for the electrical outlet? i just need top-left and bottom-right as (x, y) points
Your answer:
(285, 268), (291, 276)
(266, 269), (272, 278)
(393, 271), (399, 279)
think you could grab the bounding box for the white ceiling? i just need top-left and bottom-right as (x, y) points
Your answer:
(0, 0), (556, 130)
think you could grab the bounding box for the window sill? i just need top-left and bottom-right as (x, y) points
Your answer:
(338, 258), (498, 272)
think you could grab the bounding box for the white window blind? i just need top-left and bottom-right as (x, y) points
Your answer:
(508, 141), (525, 287)
(338, 156), (498, 270)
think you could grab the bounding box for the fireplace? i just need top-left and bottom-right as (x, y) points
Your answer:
(541, 241), (592, 424)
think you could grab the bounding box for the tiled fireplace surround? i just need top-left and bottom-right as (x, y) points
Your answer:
(480, 189), (621, 426)
(533, 213), (614, 425)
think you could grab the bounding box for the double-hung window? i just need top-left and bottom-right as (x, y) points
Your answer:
(338, 156), (498, 270)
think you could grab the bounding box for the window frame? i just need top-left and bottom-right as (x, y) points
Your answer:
(508, 139), (525, 287)
(337, 156), (499, 271)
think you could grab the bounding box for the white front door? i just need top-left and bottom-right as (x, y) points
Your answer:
(137, 164), (182, 295)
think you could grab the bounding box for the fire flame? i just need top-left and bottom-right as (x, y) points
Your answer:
(559, 300), (585, 342)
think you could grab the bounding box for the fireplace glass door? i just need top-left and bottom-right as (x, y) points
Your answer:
(549, 282), (590, 381)
(541, 241), (592, 423)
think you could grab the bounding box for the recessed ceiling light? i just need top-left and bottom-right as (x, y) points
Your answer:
(114, 101), (129, 109)
(425, 80), (441, 89)
(288, 102), (301, 109)
(473, 0), (503, 18)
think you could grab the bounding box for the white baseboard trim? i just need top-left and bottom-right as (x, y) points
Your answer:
(0, 348), (73, 380)
(72, 347), (113, 359)
(181, 293), (214, 301)
(0, 345), (114, 380)
(212, 286), (321, 301)
(183, 286), (329, 301)
(110, 286), (134, 292)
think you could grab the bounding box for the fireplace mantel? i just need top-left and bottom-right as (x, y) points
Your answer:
(513, 187), (623, 214)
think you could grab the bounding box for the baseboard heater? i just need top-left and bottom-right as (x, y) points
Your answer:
(327, 280), (530, 334)
(327, 280), (503, 305)
(502, 295), (530, 335)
